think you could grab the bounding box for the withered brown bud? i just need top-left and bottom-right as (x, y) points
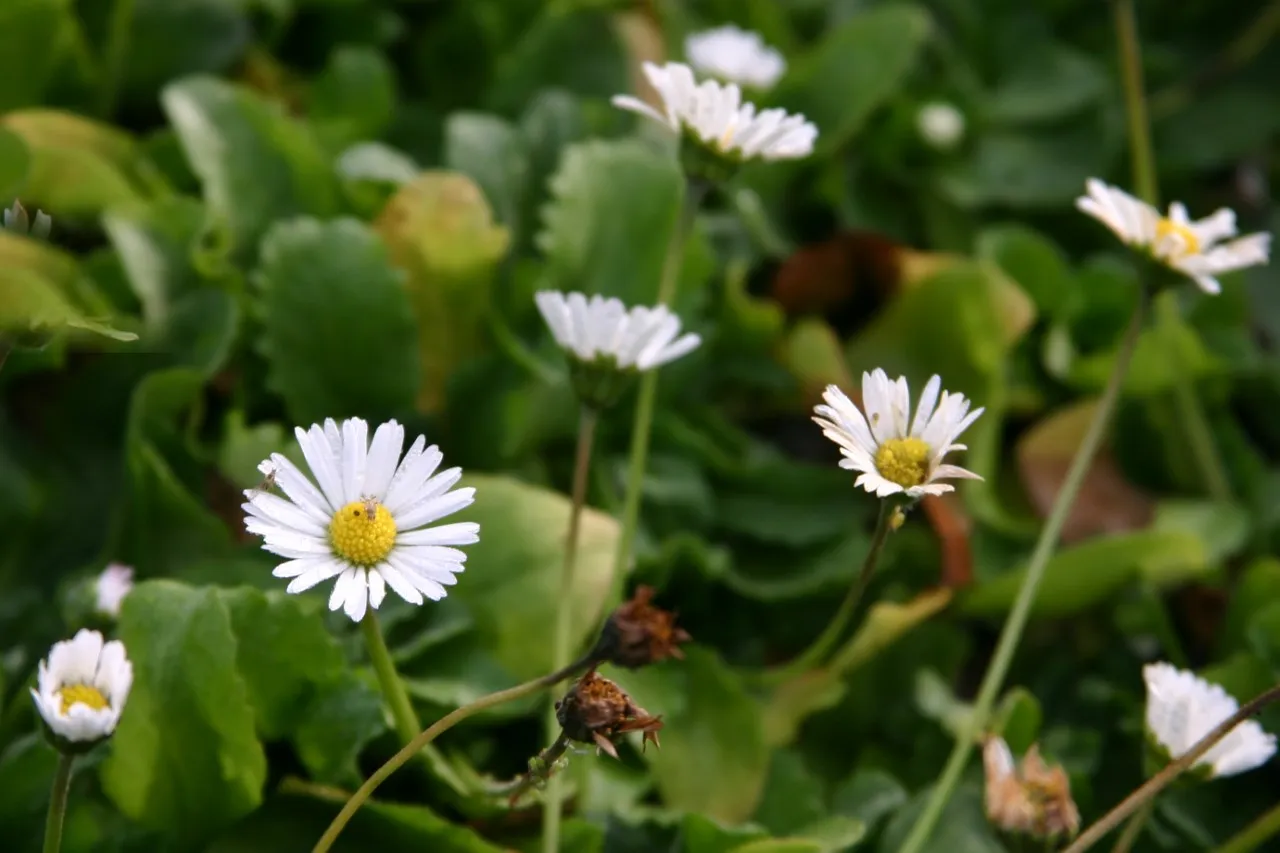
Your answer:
(983, 736), (1080, 840)
(591, 585), (691, 669)
(555, 670), (663, 759)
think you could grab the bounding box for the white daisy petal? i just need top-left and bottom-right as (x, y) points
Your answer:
(816, 372), (983, 497)
(94, 563), (134, 618)
(243, 418), (480, 622)
(31, 630), (133, 743)
(685, 25), (786, 90)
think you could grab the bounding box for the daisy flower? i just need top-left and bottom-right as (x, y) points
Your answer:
(1143, 662), (1276, 778)
(535, 290), (701, 372)
(916, 101), (965, 151)
(94, 563), (134, 618)
(981, 736), (1080, 839)
(1076, 178), (1271, 294)
(31, 629), (133, 744)
(242, 418), (480, 623)
(685, 25), (786, 90)
(612, 61), (817, 162)
(813, 370), (984, 498)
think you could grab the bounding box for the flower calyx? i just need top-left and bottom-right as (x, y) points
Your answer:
(590, 585), (692, 669)
(555, 670), (663, 759)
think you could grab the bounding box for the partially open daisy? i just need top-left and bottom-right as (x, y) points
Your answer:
(611, 61), (816, 163)
(32, 629), (132, 745)
(813, 370), (984, 498)
(536, 290), (700, 372)
(1143, 662), (1276, 778)
(1076, 179), (1271, 294)
(685, 25), (786, 90)
(243, 418), (480, 623)
(94, 563), (133, 618)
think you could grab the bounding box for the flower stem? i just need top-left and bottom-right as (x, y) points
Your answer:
(360, 610), (420, 747)
(897, 291), (1149, 853)
(759, 501), (893, 685)
(1061, 682), (1280, 853)
(543, 407), (599, 853)
(1214, 799), (1280, 853)
(609, 180), (707, 600)
(1114, 0), (1234, 503)
(42, 753), (74, 853)
(311, 663), (586, 853)
(1111, 798), (1155, 853)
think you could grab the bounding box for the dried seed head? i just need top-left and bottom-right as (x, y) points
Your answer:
(555, 671), (663, 758)
(983, 736), (1080, 840)
(592, 585), (691, 669)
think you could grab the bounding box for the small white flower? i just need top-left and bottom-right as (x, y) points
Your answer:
(31, 630), (132, 744)
(1076, 178), (1271, 294)
(813, 370), (984, 498)
(535, 290), (701, 371)
(1143, 662), (1276, 778)
(685, 25), (786, 90)
(612, 61), (817, 162)
(94, 564), (134, 618)
(917, 101), (965, 150)
(242, 418), (480, 623)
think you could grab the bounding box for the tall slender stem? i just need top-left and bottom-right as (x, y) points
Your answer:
(609, 181), (707, 600)
(1215, 799), (1280, 853)
(1062, 683), (1280, 853)
(1114, 0), (1233, 502)
(543, 407), (599, 853)
(897, 292), (1149, 853)
(312, 664), (585, 853)
(360, 610), (420, 747)
(1111, 798), (1155, 853)
(760, 501), (893, 685)
(42, 753), (74, 853)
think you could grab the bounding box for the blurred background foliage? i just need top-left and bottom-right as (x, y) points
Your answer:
(1, 0), (1279, 851)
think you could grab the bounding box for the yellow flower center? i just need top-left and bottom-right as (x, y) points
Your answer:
(59, 683), (108, 715)
(1155, 218), (1200, 259)
(329, 500), (397, 566)
(718, 121), (737, 151)
(873, 437), (931, 488)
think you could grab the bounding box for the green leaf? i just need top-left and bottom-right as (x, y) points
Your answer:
(830, 767), (907, 834)
(312, 46), (397, 149)
(102, 197), (208, 327)
(976, 225), (1079, 321)
(101, 580), (267, 840)
(1, 110), (150, 218)
(255, 216), (420, 424)
(219, 587), (347, 740)
(0, 127), (29, 201)
(443, 112), (528, 232)
(486, 9), (628, 114)
(940, 129), (1112, 210)
(0, 0), (67, 111)
(614, 648), (769, 823)
(292, 671), (387, 786)
(679, 812), (768, 853)
(122, 0), (250, 107)
(771, 5), (930, 152)
(879, 782), (1004, 853)
(983, 46), (1107, 125)
(373, 172), (509, 414)
(1219, 559), (1280, 655)
(537, 138), (685, 307)
(752, 749), (827, 836)
(450, 473), (617, 679)
(161, 76), (339, 259)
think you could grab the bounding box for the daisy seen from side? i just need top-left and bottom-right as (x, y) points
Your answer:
(813, 369), (984, 498)
(32, 629), (133, 745)
(684, 25), (786, 90)
(242, 418), (480, 623)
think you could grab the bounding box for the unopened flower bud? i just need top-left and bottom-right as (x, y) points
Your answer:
(555, 670), (663, 759)
(983, 735), (1080, 840)
(590, 585), (691, 669)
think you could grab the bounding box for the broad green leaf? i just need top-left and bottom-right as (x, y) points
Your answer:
(976, 225), (1079, 321)
(0, 0), (67, 110)
(161, 76), (339, 258)
(1, 110), (150, 217)
(940, 129), (1112, 210)
(485, 9), (628, 114)
(753, 749), (827, 836)
(219, 588), (347, 740)
(373, 172), (509, 414)
(0, 264), (137, 342)
(122, 0), (250, 107)
(615, 648), (769, 823)
(679, 812), (768, 853)
(1155, 86), (1280, 171)
(443, 112), (528, 232)
(102, 197), (208, 328)
(292, 671), (387, 786)
(0, 128), (29, 201)
(337, 141), (420, 185)
(536, 138), (685, 307)
(983, 46), (1107, 125)
(831, 768), (907, 834)
(101, 581), (267, 840)
(0, 733), (58, 840)
(255, 216), (420, 424)
(311, 46), (397, 149)
(1219, 559), (1280, 655)
(771, 6), (930, 152)
(450, 473), (617, 679)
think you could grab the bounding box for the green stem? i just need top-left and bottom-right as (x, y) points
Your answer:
(1062, 682), (1280, 853)
(1114, 0), (1234, 503)
(897, 292), (1149, 853)
(312, 665), (583, 853)
(100, 0), (136, 117)
(608, 180), (707, 600)
(543, 407), (599, 853)
(759, 501), (893, 685)
(1111, 798), (1155, 853)
(1215, 799), (1280, 853)
(42, 753), (74, 853)
(360, 610), (420, 746)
